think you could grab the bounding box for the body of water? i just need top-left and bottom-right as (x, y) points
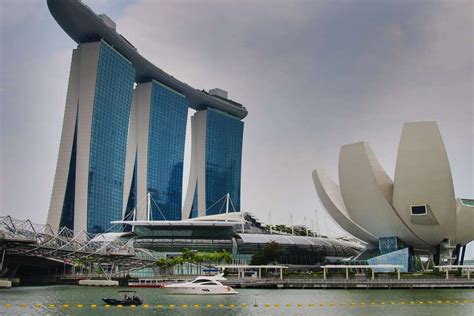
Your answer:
(1, 285), (473, 315)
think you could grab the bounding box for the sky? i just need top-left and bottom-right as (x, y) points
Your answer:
(0, 0), (472, 256)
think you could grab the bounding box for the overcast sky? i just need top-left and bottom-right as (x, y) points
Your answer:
(0, 0), (472, 256)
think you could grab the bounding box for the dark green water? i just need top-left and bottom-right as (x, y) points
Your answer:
(1, 285), (473, 315)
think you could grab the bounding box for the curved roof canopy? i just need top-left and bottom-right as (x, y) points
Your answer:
(236, 233), (364, 250)
(47, 0), (247, 119)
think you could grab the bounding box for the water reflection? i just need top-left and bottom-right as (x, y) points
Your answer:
(1, 286), (473, 315)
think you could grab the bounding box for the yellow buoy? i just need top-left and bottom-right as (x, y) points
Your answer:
(143, 304), (149, 308)
(63, 304), (69, 308)
(91, 304), (97, 308)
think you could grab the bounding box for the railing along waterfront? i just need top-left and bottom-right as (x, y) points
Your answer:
(223, 277), (474, 288)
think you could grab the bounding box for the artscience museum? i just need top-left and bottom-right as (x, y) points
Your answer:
(313, 121), (473, 271)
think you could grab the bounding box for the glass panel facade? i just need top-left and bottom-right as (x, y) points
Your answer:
(378, 236), (404, 254)
(147, 81), (188, 220)
(59, 123), (77, 230)
(367, 247), (410, 272)
(134, 225), (234, 239)
(205, 108), (244, 215)
(87, 41), (135, 233)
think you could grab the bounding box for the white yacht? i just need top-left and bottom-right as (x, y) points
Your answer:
(163, 274), (238, 295)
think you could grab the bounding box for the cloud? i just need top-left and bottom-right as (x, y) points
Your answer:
(0, 0), (42, 29)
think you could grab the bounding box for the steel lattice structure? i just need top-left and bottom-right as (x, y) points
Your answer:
(0, 216), (160, 278)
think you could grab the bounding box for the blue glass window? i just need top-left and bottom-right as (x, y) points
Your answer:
(147, 81), (188, 221)
(87, 41), (136, 233)
(204, 108), (244, 215)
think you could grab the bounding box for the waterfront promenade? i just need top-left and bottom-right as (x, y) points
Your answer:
(223, 277), (474, 289)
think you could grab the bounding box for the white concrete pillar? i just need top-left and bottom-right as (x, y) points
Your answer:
(258, 268), (261, 279)
(323, 268), (326, 280)
(397, 268), (400, 280)
(371, 268), (374, 280)
(345, 268), (348, 280)
(280, 268), (283, 280)
(445, 269), (449, 280)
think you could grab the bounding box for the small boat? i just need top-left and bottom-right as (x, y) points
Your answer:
(163, 274), (238, 295)
(102, 291), (143, 305)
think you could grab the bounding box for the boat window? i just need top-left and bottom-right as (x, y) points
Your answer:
(191, 279), (210, 283)
(200, 282), (218, 285)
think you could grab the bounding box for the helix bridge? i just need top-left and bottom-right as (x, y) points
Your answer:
(0, 215), (160, 279)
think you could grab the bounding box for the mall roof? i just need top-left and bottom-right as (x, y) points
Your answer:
(47, 0), (247, 119)
(111, 220), (236, 227)
(236, 233), (364, 250)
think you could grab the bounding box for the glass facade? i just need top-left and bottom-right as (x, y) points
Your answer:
(147, 81), (188, 220)
(87, 41), (136, 233)
(378, 236), (404, 254)
(204, 108), (244, 215)
(59, 123), (77, 230)
(367, 247), (411, 272)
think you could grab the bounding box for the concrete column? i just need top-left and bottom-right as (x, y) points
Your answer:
(258, 268), (261, 279)
(397, 268), (400, 280)
(323, 268), (326, 280)
(371, 268), (374, 280)
(445, 269), (449, 280)
(280, 268), (283, 280)
(345, 268), (348, 280)
(467, 270), (470, 280)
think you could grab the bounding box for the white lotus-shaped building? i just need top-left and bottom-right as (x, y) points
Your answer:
(313, 121), (473, 268)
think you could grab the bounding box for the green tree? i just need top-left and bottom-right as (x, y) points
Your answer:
(221, 249), (233, 264)
(181, 248), (195, 263)
(250, 241), (284, 265)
